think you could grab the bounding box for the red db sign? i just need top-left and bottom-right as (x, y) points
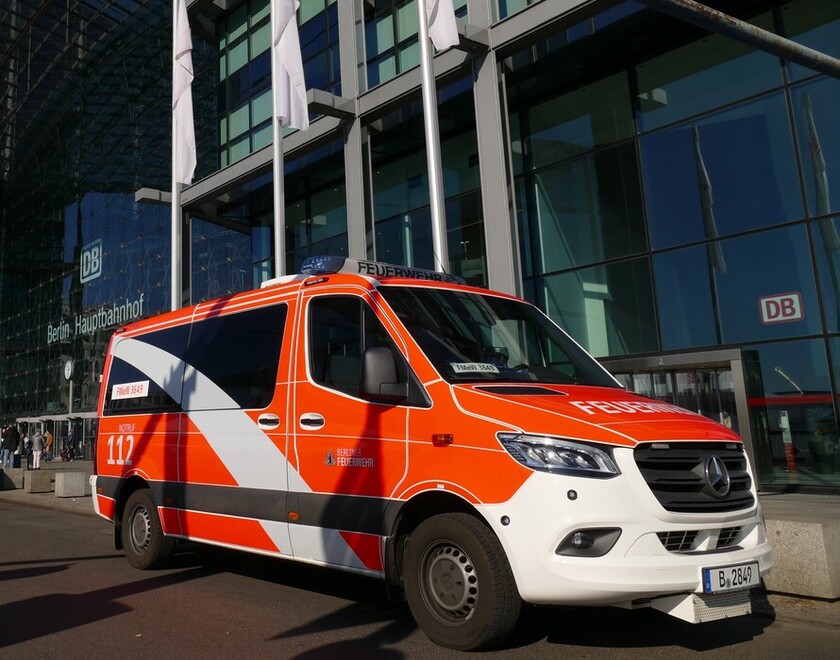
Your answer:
(759, 292), (804, 324)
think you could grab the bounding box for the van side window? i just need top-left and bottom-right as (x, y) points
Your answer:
(309, 296), (427, 405)
(309, 297), (364, 395)
(103, 325), (190, 415)
(103, 304), (288, 416)
(183, 304), (288, 410)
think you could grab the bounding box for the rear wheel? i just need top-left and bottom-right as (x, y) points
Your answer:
(121, 488), (175, 570)
(403, 513), (522, 651)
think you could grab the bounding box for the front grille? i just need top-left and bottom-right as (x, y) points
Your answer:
(656, 526), (744, 553)
(658, 530), (698, 552)
(634, 442), (754, 513)
(717, 526), (742, 548)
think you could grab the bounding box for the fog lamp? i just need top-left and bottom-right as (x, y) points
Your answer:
(556, 527), (622, 557)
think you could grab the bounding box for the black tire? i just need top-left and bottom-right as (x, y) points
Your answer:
(403, 513), (522, 651)
(121, 488), (175, 570)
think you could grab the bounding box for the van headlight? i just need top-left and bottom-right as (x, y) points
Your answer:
(498, 433), (620, 478)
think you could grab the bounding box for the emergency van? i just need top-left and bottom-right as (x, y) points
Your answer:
(92, 256), (772, 650)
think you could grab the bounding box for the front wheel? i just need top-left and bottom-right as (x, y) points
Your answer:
(121, 488), (175, 570)
(403, 513), (522, 651)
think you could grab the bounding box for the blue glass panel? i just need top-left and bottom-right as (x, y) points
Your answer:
(654, 246), (723, 350)
(642, 94), (803, 250)
(812, 216), (840, 333)
(250, 50), (271, 94)
(656, 226), (820, 349)
(330, 43), (341, 94)
(300, 10), (327, 60)
(191, 217), (253, 300)
(304, 51), (329, 91)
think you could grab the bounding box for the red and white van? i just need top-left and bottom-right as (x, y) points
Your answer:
(92, 256), (772, 650)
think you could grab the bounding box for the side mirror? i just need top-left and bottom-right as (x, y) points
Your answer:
(360, 346), (407, 403)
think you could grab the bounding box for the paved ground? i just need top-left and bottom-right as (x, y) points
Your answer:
(1, 462), (838, 630)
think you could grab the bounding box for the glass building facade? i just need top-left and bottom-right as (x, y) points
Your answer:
(2, 0), (840, 491)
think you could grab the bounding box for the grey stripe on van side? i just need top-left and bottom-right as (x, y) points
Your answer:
(99, 476), (393, 536)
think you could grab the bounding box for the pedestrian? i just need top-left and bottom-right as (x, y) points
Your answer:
(65, 430), (76, 461)
(44, 428), (54, 462)
(22, 431), (31, 468)
(1, 424), (21, 468)
(30, 428), (44, 470)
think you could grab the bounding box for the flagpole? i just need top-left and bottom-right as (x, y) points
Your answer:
(171, 11), (181, 311)
(272, 128), (286, 279)
(171, 131), (181, 311)
(271, 3), (286, 279)
(417, 0), (449, 273)
(171, 0), (195, 310)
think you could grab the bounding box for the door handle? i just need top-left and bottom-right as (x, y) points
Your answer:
(258, 414), (281, 430)
(299, 413), (325, 430)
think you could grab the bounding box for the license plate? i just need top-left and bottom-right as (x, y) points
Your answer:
(703, 561), (760, 594)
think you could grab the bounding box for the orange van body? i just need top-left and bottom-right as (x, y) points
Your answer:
(92, 257), (772, 650)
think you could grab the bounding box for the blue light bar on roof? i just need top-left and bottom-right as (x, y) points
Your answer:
(300, 255), (347, 275)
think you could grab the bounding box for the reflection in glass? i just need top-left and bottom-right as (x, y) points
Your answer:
(814, 215), (840, 333)
(791, 79), (840, 220)
(654, 246), (717, 350)
(510, 71), (634, 175)
(192, 218), (252, 301)
(516, 144), (646, 278)
(535, 258), (657, 358)
(745, 341), (839, 488)
(655, 226), (820, 350)
(369, 78), (483, 277)
(635, 9), (779, 132)
(381, 286), (620, 387)
(642, 94), (803, 250)
(284, 142), (348, 271)
(632, 373), (653, 398)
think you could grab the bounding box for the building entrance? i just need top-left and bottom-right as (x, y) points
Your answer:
(601, 349), (758, 484)
(611, 367), (739, 433)
(603, 349), (840, 492)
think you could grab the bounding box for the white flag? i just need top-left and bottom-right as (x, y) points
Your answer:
(173, 0), (196, 184)
(427, 0), (459, 51)
(272, 0), (309, 130)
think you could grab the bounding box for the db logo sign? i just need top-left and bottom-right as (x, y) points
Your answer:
(80, 239), (103, 283)
(759, 292), (803, 325)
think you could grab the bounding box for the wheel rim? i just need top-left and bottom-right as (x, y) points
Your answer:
(128, 504), (152, 554)
(420, 542), (479, 622)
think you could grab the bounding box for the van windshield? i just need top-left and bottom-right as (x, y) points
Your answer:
(380, 286), (621, 387)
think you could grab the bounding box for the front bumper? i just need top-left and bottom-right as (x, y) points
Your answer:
(479, 447), (773, 606)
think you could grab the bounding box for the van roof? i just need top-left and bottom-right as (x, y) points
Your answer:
(261, 256), (464, 288)
(113, 257), (474, 337)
